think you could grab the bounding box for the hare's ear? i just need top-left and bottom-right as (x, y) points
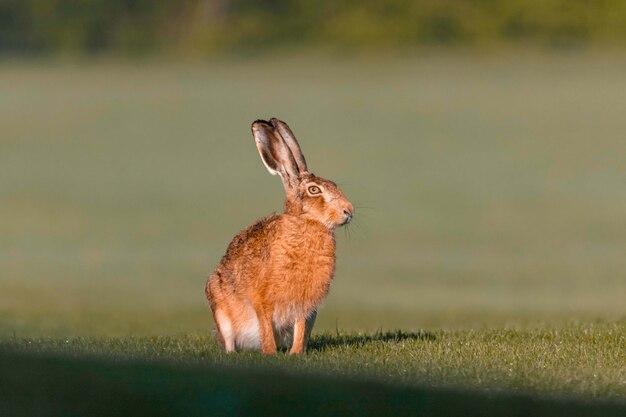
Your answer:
(270, 118), (308, 174)
(251, 120), (300, 190)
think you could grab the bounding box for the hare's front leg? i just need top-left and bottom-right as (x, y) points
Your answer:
(305, 311), (317, 341)
(254, 303), (277, 354)
(290, 317), (306, 354)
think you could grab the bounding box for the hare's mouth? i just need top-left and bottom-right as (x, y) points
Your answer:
(339, 212), (353, 226)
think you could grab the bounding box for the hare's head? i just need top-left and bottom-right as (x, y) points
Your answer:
(252, 119), (353, 229)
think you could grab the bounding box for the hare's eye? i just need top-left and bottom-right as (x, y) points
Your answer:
(308, 185), (321, 195)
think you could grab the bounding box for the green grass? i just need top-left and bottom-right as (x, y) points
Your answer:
(2, 345), (623, 417)
(3, 323), (625, 399)
(1, 52), (626, 414)
(1, 324), (625, 416)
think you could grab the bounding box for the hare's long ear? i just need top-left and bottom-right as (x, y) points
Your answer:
(270, 118), (308, 174)
(251, 120), (301, 193)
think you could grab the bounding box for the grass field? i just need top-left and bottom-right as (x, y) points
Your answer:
(1, 51), (625, 414)
(1, 326), (625, 416)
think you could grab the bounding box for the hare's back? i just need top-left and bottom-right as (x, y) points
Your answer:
(217, 214), (279, 274)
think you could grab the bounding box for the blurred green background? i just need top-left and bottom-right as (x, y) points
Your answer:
(1, 1), (625, 337)
(3, 0), (626, 55)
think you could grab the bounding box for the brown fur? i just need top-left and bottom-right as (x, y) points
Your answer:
(205, 119), (353, 354)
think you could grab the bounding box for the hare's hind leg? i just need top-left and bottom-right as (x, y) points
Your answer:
(206, 272), (236, 352)
(214, 309), (235, 352)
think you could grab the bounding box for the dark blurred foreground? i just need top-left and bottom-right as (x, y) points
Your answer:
(1, 346), (624, 417)
(2, 0), (626, 56)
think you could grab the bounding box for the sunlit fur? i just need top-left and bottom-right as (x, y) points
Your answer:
(205, 119), (353, 355)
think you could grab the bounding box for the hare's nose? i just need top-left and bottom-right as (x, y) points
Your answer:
(342, 204), (354, 223)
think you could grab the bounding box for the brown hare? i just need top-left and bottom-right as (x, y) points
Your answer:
(205, 118), (353, 354)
